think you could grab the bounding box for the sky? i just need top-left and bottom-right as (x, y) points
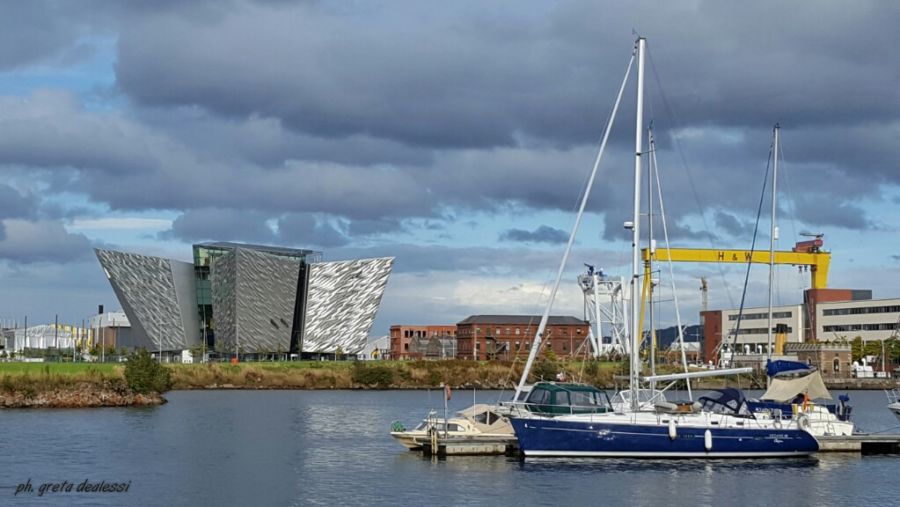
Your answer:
(2, 0), (900, 337)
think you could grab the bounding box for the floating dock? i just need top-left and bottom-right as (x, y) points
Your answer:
(817, 434), (900, 453)
(419, 434), (900, 456)
(421, 435), (519, 457)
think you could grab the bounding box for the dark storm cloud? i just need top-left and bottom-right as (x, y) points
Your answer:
(114, 1), (620, 149)
(500, 225), (568, 244)
(0, 219), (92, 263)
(330, 243), (629, 275)
(277, 213), (349, 248)
(346, 218), (405, 237)
(0, 184), (33, 220)
(160, 208), (276, 243)
(0, 91), (161, 174)
(0, 2), (85, 69)
(714, 211), (753, 238)
(111, 1), (900, 149)
(790, 196), (870, 230)
(0, 0), (897, 262)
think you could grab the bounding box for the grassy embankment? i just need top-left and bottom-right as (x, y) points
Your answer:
(0, 360), (655, 390)
(0, 360), (752, 391)
(0, 363), (122, 396)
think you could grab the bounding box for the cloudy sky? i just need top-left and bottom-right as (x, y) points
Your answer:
(2, 0), (900, 336)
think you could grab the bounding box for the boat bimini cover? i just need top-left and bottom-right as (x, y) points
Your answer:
(760, 370), (831, 402)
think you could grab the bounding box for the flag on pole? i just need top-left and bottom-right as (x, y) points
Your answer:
(444, 384), (452, 401)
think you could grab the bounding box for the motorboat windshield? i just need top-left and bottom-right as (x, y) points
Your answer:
(696, 389), (754, 417)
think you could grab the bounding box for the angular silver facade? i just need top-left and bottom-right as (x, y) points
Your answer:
(211, 248), (301, 353)
(96, 244), (393, 356)
(303, 257), (393, 353)
(95, 249), (200, 351)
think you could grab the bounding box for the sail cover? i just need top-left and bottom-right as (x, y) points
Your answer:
(760, 370), (832, 402)
(766, 359), (813, 378)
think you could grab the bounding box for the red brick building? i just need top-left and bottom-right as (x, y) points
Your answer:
(456, 315), (590, 361)
(389, 325), (457, 359)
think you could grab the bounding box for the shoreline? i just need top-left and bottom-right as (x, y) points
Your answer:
(1, 361), (896, 408)
(0, 381), (166, 408)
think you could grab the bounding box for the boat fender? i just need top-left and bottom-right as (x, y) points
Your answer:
(704, 429), (712, 451)
(773, 417), (782, 429)
(668, 419), (677, 440)
(797, 413), (811, 432)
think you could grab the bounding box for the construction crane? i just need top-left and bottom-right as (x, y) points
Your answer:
(641, 242), (831, 290)
(637, 239), (831, 358)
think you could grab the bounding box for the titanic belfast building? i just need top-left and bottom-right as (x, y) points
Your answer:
(95, 242), (393, 357)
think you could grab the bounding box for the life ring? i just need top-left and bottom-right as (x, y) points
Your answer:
(797, 413), (811, 432)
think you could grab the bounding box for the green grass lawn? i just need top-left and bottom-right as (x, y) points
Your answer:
(0, 362), (121, 376)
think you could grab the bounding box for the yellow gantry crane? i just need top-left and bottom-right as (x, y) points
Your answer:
(636, 237), (831, 351)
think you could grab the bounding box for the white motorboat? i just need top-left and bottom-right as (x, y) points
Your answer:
(390, 404), (513, 450)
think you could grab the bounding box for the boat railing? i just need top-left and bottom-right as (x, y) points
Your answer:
(521, 401), (612, 416)
(886, 388), (900, 404)
(611, 388), (667, 412)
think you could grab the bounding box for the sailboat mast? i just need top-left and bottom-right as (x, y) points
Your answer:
(648, 126), (656, 384)
(767, 124), (779, 362)
(512, 48), (636, 399)
(629, 37), (646, 411)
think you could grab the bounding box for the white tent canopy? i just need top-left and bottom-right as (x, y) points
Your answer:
(8, 325), (76, 352)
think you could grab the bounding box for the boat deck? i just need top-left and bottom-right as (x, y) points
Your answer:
(817, 434), (900, 453)
(420, 435), (519, 457)
(419, 434), (900, 455)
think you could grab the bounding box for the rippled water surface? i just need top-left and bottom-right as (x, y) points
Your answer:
(2, 389), (898, 506)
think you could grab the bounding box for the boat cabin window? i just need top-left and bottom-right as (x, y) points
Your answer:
(570, 391), (602, 408)
(429, 423), (464, 433)
(473, 411), (503, 425)
(696, 389), (752, 417)
(525, 384), (612, 414)
(529, 388), (550, 406)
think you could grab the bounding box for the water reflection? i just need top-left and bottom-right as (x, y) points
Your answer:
(0, 390), (897, 507)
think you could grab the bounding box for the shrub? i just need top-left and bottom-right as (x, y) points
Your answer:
(533, 358), (558, 382)
(124, 348), (172, 394)
(351, 362), (393, 386)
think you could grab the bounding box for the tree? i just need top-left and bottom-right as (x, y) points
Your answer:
(124, 348), (173, 394)
(851, 336), (864, 362)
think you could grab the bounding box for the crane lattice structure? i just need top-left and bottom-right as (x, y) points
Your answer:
(578, 265), (630, 358)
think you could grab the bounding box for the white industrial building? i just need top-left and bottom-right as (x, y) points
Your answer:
(702, 289), (900, 363)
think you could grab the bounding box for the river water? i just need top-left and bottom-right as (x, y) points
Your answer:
(1, 389), (898, 506)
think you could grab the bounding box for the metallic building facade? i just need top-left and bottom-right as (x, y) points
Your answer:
(211, 248), (302, 353)
(95, 249), (201, 351)
(303, 257), (394, 353)
(95, 244), (393, 355)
